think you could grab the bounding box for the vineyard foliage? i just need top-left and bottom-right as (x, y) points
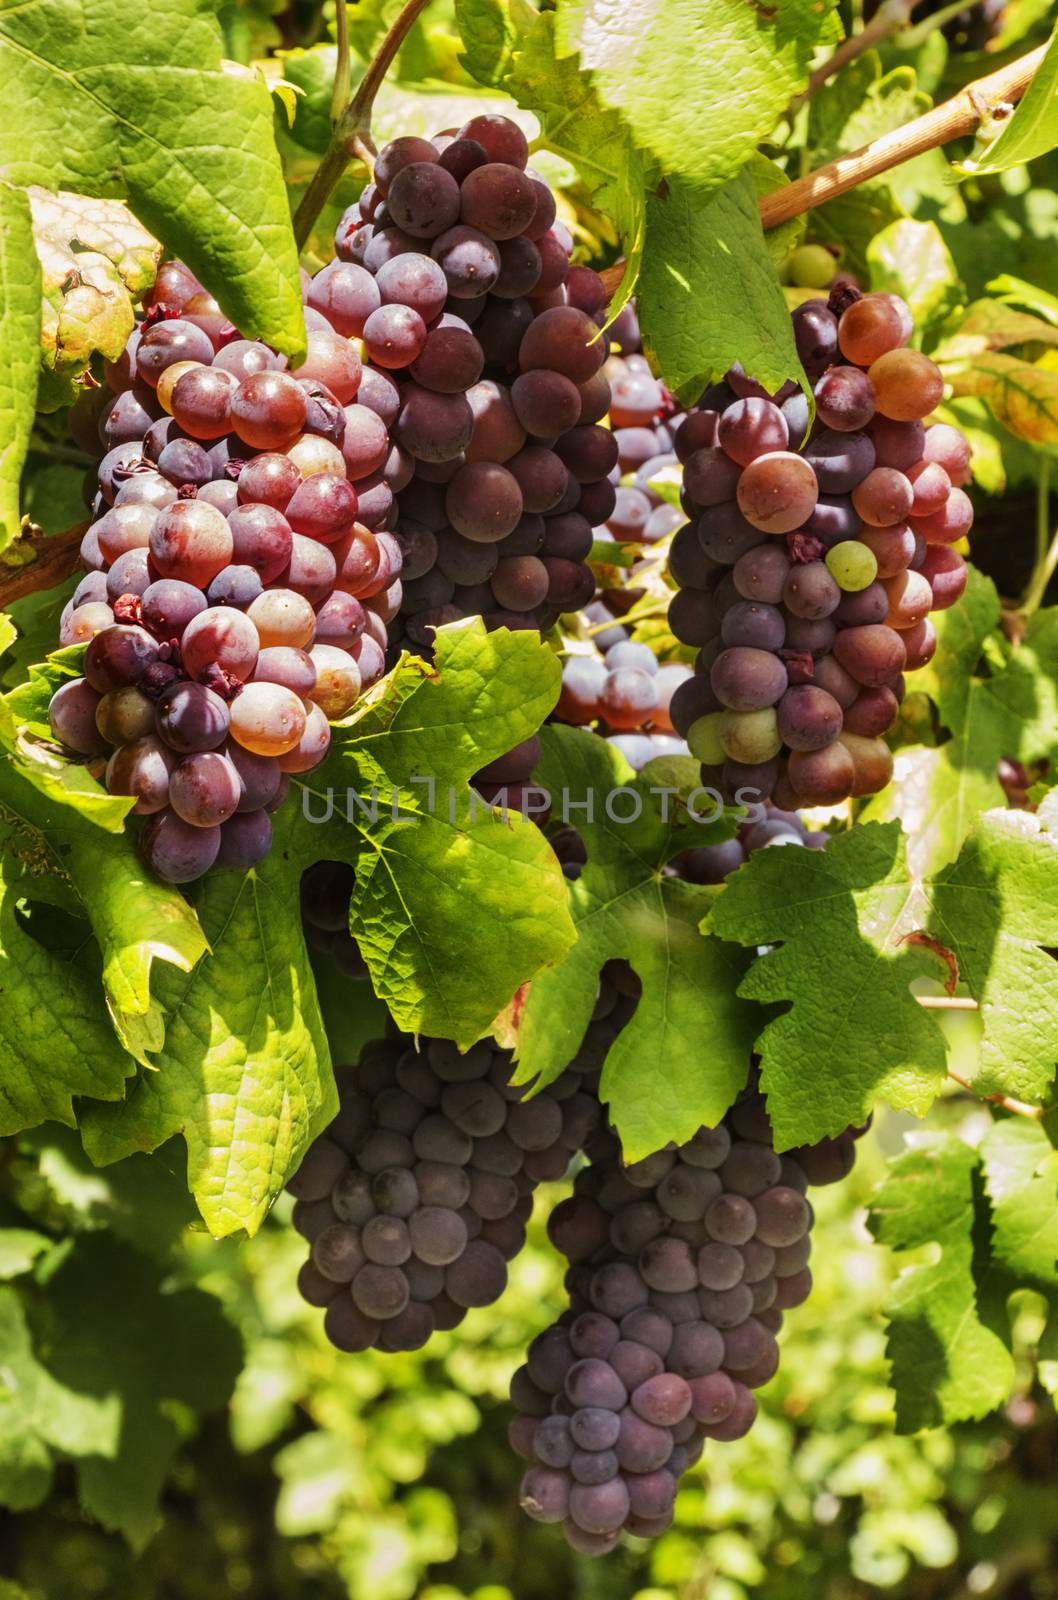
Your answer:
(3, 0), (1058, 1591)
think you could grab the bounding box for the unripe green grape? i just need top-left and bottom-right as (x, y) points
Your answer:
(825, 541), (878, 593)
(786, 244), (835, 290)
(718, 708), (782, 765)
(687, 712), (727, 765)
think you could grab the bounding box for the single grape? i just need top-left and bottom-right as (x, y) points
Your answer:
(142, 808), (221, 882)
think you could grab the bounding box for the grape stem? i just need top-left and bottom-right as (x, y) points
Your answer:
(329, 0), (352, 128)
(293, 0), (431, 250)
(0, 525), (85, 606)
(597, 40), (1047, 300)
(947, 1068), (1044, 1121)
(1021, 458), (1058, 617)
(788, 0), (917, 114)
(759, 41), (1047, 230)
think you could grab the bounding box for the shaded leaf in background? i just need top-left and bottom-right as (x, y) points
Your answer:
(864, 568), (1058, 877)
(709, 822), (948, 1147)
(39, 1234), (241, 1548)
(512, 726), (757, 1158)
(0, 1284), (118, 1512)
(978, 1116), (1058, 1359)
(867, 217), (962, 330)
(20, 1126), (196, 1257)
(869, 1135), (1015, 1431)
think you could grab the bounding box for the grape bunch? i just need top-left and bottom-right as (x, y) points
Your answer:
(667, 284), (971, 807)
(556, 637), (692, 771)
(510, 1087), (862, 1555)
(287, 1019), (616, 1352)
(327, 115), (617, 654)
(52, 259), (399, 883)
(597, 302), (686, 550)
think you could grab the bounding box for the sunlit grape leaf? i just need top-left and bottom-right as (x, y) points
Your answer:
(926, 799), (1058, 1103)
(867, 218), (961, 329)
(82, 625), (574, 1234)
(933, 297), (1058, 364)
(0, 0), (303, 352)
(460, 1), (647, 315)
(553, 0), (840, 196)
(864, 570), (1058, 877)
(869, 1135), (1015, 1431)
(0, 181), (40, 550)
(0, 1283), (119, 1512)
(0, 1229), (50, 1280)
(958, 19), (1058, 176)
(1, 665), (209, 1064)
(29, 189), (161, 407)
(38, 1234), (241, 1547)
(80, 862), (335, 1238)
(511, 724), (757, 1158)
(709, 822), (948, 1148)
(978, 1117), (1058, 1357)
(947, 351), (1058, 444)
(639, 165), (805, 403)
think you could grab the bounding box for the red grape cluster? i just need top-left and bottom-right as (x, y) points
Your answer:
(327, 115), (615, 653)
(596, 302), (686, 549)
(287, 1016), (614, 1352)
(511, 1084), (862, 1555)
(556, 637), (691, 770)
(667, 285), (971, 807)
(52, 260), (399, 882)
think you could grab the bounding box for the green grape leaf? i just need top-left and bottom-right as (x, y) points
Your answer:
(958, 20), (1058, 176)
(864, 569), (1058, 876)
(0, 0), (304, 353)
(0, 1229), (50, 1280)
(79, 862), (334, 1239)
(979, 1117), (1058, 1345)
(708, 821), (948, 1148)
(511, 725), (757, 1157)
(461, 3), (648, 315)
(0, 781), (141, 1135)
(867, 218), (962, 329)
(38, 1234), (241, 1548)
(869, 1135), (1015, 1431)
(926, 799), (1058, 1103)
(0, 707), (209, 1065)
(29, 189), (161, 406)
(0, 181), (40, 551)
(0, 1284), (119, 1512)
(946, 350), (1058, 444)
(22, 1126), (196, 1256)
(553, 0), (839, 196)
(638, 165), (804, 403)
(933, 297), (1058, 363)
(81, 625), (573, 1235)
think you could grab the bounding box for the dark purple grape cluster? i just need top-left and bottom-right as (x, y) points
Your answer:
(327, 115), (615, 654)
(510, 1083), (862, 1555)
(667, 286), (971, 809)
(287, 1021), (612, 1351)
(53, 261), (399, 883)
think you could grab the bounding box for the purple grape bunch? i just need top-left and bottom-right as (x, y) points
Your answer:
(666, 285), (972, 809)
(510, 1084), (863, 1555)
(329, 116), (617, 664)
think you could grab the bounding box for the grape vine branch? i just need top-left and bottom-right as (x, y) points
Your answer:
(293, 0), (433, 250)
